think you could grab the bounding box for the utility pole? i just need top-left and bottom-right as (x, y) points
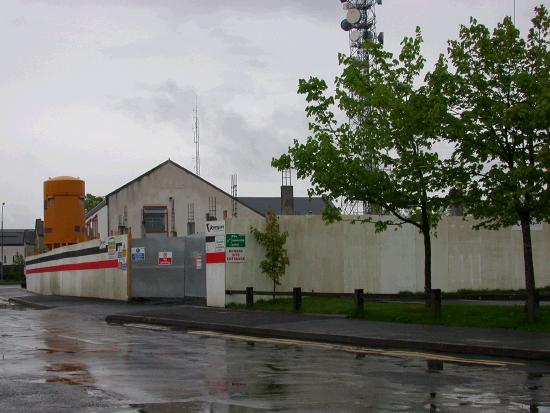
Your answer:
(193, 97), (201, 176)
(1, 202), (5, 281)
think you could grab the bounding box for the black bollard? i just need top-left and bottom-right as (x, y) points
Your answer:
(246, 287), (254, 307)
(293, 287), (302, 312)
(354, 289), (364, 315)
(427, 359), (444, 371)
(431, 289), (442, 318)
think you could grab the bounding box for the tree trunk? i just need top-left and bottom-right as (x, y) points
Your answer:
(422, 225), (432, 307)
(273, 279), (276, 302)
(520, 214), (538, 322)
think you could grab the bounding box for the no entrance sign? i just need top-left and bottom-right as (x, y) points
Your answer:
(158, 251), (173, 266)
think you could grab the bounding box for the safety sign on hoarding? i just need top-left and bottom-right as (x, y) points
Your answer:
(107, 237), (116, 258)
(226, 234), (245, 248)
(158, 251), (173, 265)
(194, 252), (203, 270)
(225, 234), (246, 263)
(226, 248), (245, 262)
(131, 247), (145, 262)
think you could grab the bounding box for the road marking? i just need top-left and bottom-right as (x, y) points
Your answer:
(123, 323), (171, 331)
(58, 335), (103, 345)
(189, 331), (524, 367)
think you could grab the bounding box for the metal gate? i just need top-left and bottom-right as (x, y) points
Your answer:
(131, 235), (205, 302)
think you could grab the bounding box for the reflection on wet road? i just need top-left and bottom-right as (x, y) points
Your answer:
(1, 291), (549, 412)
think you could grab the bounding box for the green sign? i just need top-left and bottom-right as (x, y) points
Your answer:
(226, 233), (245, 248)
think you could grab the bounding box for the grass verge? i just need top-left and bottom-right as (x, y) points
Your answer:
(227, 297), (550, 333)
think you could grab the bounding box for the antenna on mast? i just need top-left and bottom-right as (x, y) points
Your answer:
(192, 96), (201, 176)
(231, 174), (238, 217)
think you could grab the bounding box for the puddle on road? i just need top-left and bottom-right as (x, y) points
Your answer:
(0, 300), (29, 310)
(47, 363), (87, 373)
(131, 401), (270, 412)
(46, 363), (93, 386)
(46, 377), (82, 385)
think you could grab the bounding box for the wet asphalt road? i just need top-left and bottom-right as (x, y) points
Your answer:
(1, 286), (550, 412)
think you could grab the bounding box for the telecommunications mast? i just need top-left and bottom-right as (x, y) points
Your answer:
(192, 97), (201, 176)
(339, 0), (383, 215)
(340, 0), (384, 64)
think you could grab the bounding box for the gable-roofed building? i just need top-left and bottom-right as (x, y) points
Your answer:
(85, 159), (331, 239)
(86, 160), (263, 238)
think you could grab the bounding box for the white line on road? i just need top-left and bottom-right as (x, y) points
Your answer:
(123, 323), (171, 331)
(189, 330), (524, 367)
(58, 335), (103, 345)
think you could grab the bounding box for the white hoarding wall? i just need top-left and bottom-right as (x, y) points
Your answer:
(25, 234), (129, 301)
(225, 216), (550, 304)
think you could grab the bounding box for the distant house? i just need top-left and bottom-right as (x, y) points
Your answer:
(85, 199), (107, 240)
(0, 229), (35, 264)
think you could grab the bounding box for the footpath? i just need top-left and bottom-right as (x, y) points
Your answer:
(8, 292), (550, 362)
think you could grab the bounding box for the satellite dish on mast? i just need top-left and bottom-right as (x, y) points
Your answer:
(364, 31), (375, 40)
(340, 19), (353, 31)
(346, 9), (361, 24)
(349, 31), (362, 42)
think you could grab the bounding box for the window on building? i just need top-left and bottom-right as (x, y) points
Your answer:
(143, 206), (167, 234)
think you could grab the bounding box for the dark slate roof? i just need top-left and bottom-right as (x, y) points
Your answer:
(0, 229), (36, 246)
(105, 159), (265, 217)
(237, 197), (329, 215)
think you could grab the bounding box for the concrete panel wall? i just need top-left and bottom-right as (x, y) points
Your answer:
(225, 216), (550, 302)
(25, 235), (128, 301)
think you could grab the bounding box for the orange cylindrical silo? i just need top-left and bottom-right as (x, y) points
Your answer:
(43, 176), (87, 250)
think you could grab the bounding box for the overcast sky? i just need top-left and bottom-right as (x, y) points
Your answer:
(0, 0), (543, 228)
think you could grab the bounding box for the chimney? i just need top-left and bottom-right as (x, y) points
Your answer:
(281, 169), (294, 215)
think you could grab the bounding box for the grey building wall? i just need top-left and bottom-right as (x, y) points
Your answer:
(107, 161), (262, 238)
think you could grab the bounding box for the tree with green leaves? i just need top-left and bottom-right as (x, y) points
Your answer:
(250, 210), (290, 301)
(84, 194), (104, 213)
(540, 144), (550, 185)
(273, 29), (452, 306)
(434, 5), (550, 321)
(13, 252), (24, 266)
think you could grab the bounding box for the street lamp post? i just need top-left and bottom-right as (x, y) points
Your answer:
(1, 202), (4, 281)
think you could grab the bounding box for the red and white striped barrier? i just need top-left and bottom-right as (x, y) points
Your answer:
(25, 235), (129, 301)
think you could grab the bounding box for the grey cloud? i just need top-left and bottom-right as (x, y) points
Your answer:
(112, 81), (197, 126)
(102, 37), (185, 59)
(11, 16), (27, 26)
(28, 0), (339, 21)
(204, 107), (307, 181)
